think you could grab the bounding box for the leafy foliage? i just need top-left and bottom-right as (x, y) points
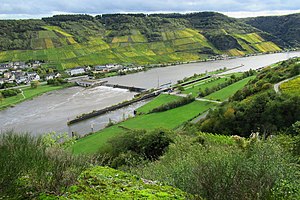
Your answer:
(204, 32), (243, 50)
(200, 91), (300, 136)
(132, 134), (300, 200)
(0, 88), (21, 98)
(101, 129), (173, 168)
(0, 19), (44, 50)
(243, 13), (300, 47)
(0, 132), (89, 199)
(47, 77), (67, 86)
(198, 58), (300, 137)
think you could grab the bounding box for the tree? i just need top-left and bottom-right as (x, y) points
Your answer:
(31, 80), (39, 89)
(0, 92), (3, 103)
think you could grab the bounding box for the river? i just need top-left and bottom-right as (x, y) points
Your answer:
(103, 52), (300, 89)
(1, 51), (300, 136)
(0, 86), (146, 136)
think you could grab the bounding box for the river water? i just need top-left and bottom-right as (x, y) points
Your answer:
(0, 86), (144, 136)
(103, 52), (300, 89)
(1, 51), (300, 136)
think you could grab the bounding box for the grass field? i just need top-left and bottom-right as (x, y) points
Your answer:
(72, 100), (215, 154)
(136, 94), (182, 114)
(0, 84), (68, 110)
(205, 76), (255, 101)
(182, 73), (244, 97)
(280, 76), (300, 95)
(182, 77), (228, 97)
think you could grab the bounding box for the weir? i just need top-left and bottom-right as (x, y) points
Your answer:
(76, 80), (107, 87)
(67, 91), (159, 125)
(103, 83), (147, 93)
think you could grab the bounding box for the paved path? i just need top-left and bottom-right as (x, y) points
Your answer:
(191, 111), (209, 123)
(165, 92), (222, 104)
(19, 89), (25, 99)
(195, 98), (222, 104)
(274, 75), (300, 94)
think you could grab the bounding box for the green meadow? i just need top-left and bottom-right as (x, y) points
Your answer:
(136, 94), (183, 114)
(72, 100), (215, 154)
(0, 84), (68, 110)
(205, 76), (255, 101)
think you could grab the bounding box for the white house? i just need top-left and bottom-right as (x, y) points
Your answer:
(66, 67), (85, 76)
(95, 65), (109, 72)
(15, 76), (27, 84)
(27, 72), (40, 81)
(45, 73), (61, 80)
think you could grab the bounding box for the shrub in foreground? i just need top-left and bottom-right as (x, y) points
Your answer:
(0, 132), (89, 199)
(132, 135), (300, 200)
(100, 129), (173, 168)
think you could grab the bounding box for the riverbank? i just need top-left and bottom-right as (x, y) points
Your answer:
(68, 91), (158, 125)
(1, 51), (299, 135)
(0, 83), (74, 111)
(72, 70), (256, 154)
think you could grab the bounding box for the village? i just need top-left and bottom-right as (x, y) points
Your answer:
(0, 61), (145, 89)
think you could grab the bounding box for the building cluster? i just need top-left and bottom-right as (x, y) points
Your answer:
(0, 61), (44, 85)
(0, 61), (145, 86)
(0, 71), (40, 85)
(93, 64), (123, 73)
(65, 64), (144, 76)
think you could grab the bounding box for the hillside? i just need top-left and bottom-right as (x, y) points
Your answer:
(243, 13), (300, 48)
(0, 12), (285, 70)
(198, 58), (300, 137)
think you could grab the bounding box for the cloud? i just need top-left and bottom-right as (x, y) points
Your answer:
(0, 0), (299, 19)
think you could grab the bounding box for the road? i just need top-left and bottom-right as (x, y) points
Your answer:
(165, 92), (222, 104)
(274, 75), (300, 94)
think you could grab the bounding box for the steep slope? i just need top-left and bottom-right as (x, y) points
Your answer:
(199, 58), (300, 137)
(0, 12), (284, 69)
(243, 13), (300, 48)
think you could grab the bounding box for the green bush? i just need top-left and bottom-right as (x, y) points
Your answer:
(1, 88), (21, 98)
(102, 129), (173, 168)
(47, 78), (67, 86)
(0, 132), (88, 199)
(132, 135), (299, 200)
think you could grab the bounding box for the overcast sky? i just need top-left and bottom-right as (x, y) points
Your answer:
(0, 0), (299, 19)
